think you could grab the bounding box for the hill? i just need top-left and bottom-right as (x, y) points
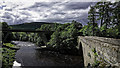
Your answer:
(10, 22), (54, 30)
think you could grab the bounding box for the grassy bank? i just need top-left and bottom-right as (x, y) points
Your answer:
(2, 43), (17, 68)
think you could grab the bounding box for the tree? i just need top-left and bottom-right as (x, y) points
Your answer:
(88, 6), (97, 36)
(111, 2), (120, 27)
(80, 23), (100, 36)
(47, 21), (83, 54)
(94, 2), (105, 27)
(95, 2), (113, 28)
(86, 1), (120, 38)
(1, 22), (13, 43)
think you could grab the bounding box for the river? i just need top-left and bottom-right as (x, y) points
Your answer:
(12, 41), (84, 68)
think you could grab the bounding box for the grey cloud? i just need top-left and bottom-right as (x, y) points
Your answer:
(5, 8), (12, 11)
(21, 2), (54, 10)
(19, 11), (31, 16)
(1, 12), (29, 25)
(1, 2), (96, 25)
(0, 5), (6, 9)
(2, 12), (15, 19)
(29, 2), (51, 8)
(53, 12), (66, 15)
(41, 18), (70, 23)
(39, 12), (88, 25)
(64, 2), (92, 10)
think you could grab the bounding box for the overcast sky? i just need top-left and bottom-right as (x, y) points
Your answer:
(0, 0), (116, 25)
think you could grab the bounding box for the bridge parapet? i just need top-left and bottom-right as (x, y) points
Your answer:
(78, 36), (120, 67)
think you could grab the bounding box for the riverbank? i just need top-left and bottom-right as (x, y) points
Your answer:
(2, 43), (17, 68)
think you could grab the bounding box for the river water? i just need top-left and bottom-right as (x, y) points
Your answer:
(12, 41), (84, 68)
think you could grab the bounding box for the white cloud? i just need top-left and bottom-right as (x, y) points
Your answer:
(0, 1), (97, 25)
(2, 0), (116, 2)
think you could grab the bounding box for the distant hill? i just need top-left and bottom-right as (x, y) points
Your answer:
(10, 22), (54, 30)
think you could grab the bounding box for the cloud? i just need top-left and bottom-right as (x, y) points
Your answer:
(1, 0), (104, 2)
(64, 2), (92, 10)
(0, 1), (96, 25)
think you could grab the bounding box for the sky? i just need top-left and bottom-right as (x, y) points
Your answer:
(0, 0), (117, 25)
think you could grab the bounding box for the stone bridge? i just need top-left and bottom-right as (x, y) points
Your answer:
(77, 36), (120, 67)
(2, 29), (54, 44)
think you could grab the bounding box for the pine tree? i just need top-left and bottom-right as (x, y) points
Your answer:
(95, 2), (113, 28)
(112, 2), (120, 26)
(88, 6), (97, 36)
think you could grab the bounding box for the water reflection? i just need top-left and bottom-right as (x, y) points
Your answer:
(36, 50), (84, 66)
(13, 41), (83, 67)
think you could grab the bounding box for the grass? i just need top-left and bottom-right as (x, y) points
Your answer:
(2, 43), (17, 68)
(3, 43), (15, 47)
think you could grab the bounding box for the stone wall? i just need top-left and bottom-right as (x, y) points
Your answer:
(77, 36), (120, 67)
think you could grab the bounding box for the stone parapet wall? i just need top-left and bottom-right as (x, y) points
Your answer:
(78, 36), (120, 67)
